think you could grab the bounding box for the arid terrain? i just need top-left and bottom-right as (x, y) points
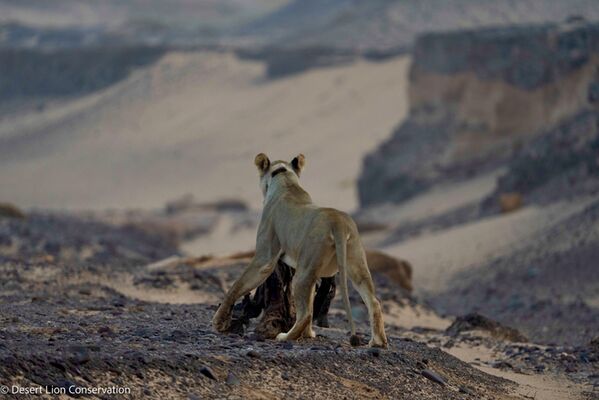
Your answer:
(1, 2), (599, 399)
(0, 209), (597, 399)
(0, 51), (410, 212)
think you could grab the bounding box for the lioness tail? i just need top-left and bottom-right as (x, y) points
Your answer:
(333, 225), (359, 346)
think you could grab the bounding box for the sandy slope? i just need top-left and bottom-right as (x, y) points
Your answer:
(0, 51), (410, 212)
(383, 196), (597, 295)
(446, 342), (590, 400)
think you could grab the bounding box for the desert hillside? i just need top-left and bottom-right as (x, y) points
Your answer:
(1, 210), (596, 399)
(356, 20), (599, 349)
(0, 52), (409, 212)
(1, 4), (599, 400)
(243, 0), (599, 52)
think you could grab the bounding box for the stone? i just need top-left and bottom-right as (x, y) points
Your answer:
(421, 369), (446, 386)
(499, 193), (523, 213)
(226, 372), (240, 386)
(246, 349), (261, 359)
(459, 385), (475, 395)
(367, 347), (381, 357)
(446, 313), (528, 342)
(199, 366), (217, 381)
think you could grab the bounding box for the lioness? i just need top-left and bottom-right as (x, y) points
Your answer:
(212, 153), (387, 347)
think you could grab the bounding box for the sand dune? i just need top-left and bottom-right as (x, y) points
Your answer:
(384, 197), (596, 294)
(0, 52), (410, 212)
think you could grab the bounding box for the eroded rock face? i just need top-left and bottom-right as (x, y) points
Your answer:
(359, 21), (599, 207)
(413, 23), (599, 90)
(491, 111), (599, 200)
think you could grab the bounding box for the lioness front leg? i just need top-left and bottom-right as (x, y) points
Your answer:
(213, 252), (280, 332)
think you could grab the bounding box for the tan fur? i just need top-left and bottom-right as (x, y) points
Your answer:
(366, 250), (413, 292)
(212, 153), (388, 347)
(233, 248), (413, 292)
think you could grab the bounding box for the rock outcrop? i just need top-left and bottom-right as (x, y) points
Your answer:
(0, 46), (165, 100)
(359, 20), (599, 207)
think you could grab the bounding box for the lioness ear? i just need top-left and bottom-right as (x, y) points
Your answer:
(254, 153), (270, 175)
(291, 154), (305, 176)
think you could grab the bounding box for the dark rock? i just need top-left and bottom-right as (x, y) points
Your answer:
(492, 361), (514, 370)
(442, 339), (455, 349)
(414, 23), (599, 90)
(246, 333), (265, 342)
(0, 47), (166, 101)
(350, 334), (364, 347)
(226, 372), (240, 386)
(43, 241), (61, 255)
(282, 342), (293, 350)
(97, 326), (114, 336)
(588, 81), (599, 103)
(535, 364), (546, 372)
(199, 366), (217, 381)
(167, 329), (188, 341)
(459, 385), (475, 395)
(0, 233), (12, 246)
(246, 350), (261, 358)
(566, 365), (578, 373)
(358, 116), (447, 207)
(421, 369), (446, 386)
(367, 347), (381, 357)
(132, 327), (153, 338)
(68, 345), (91, 365)
(49, 360), (67, 372)
(492, 111), (599, 198)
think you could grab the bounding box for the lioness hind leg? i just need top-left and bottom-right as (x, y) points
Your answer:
(276, 273), (316, 341)
(350, 263), (388, 348)
(301, 282), (317, 338)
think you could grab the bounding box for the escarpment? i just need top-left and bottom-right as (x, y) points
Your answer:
(359, 20), (599, 207)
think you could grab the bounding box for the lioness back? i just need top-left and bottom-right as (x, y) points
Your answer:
(317, 207), (359, 235)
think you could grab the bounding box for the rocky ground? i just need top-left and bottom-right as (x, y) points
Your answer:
(0, 210), (597, 399)
(430, 197), (599, 347)
(355, 19), (599, 360)
(2, 11), (599, 400)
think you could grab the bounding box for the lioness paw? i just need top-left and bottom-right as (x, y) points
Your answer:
(369, 337), (388, 348)
(212, 318), (230, 333)
(212, 311), (232, 333)
(276, 332), (289, 341)
(303, 328), (316, 339)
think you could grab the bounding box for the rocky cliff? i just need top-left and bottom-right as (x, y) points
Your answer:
(0, 46), (165, 101)
(359, 20), (599, 207)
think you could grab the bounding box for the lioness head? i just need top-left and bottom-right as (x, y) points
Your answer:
(254, 153), (305, 197)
